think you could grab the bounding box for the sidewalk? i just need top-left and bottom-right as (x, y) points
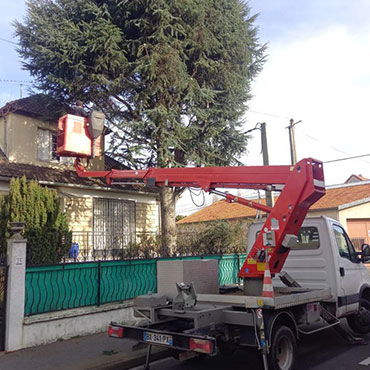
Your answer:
(0, 332), (169, 370)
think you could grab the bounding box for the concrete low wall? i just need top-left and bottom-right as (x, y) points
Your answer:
(5, 235), (142, 351)
(21, 301), (137, 349)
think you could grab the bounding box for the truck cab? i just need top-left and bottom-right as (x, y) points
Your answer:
(247, 216), (370, 329)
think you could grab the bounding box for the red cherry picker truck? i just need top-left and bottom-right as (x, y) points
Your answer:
(57, 113), (370, 370)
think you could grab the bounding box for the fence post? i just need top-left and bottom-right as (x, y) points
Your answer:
(5, 224), (27, 351)
(97, 261), (101, 307)
(236, 254), (240, 284)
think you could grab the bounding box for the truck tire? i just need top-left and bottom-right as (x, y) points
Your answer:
(347, 297), (370, 334)
(268, 325), (297, 370)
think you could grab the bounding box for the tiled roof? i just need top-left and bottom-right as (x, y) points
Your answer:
(0, 94), (64, 121)
(177, 182), (370, 224)
(312, 182), (370, 209)
(0, 161), (158, 194)
(345, 174), (369, 183)
(177, 199), (259, 224)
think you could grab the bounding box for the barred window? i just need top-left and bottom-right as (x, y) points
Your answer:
(93, 198), (136, 250)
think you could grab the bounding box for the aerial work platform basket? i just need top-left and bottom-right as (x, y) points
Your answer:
(57, 112), (104, 158)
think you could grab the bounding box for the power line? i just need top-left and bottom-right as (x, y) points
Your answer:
(324, 154), (370, 164)
(0, 37), (18, 45)
(300, 131), (370, 165)
(247, 113), (370, 165)
(0, 79), (33, 84)
(248, 110), (290, 120)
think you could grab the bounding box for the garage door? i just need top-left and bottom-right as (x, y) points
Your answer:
(347, 219), (370, 250)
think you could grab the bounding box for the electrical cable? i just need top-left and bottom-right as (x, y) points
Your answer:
(176, 202), (212, 213)
(255, 190), (262, 220)
(323, 154), (370, 164)
(247, 111), (370, 166)
(248, 110), (290, 120)
(300, 132), (370, 165)
(188, 187), (205, 207)
(252, 309), (262, 350)
(188, 187), (202, 196)
(176, 189), (259, 213)
(0, 37), (18, 45)
(0, 79), (33, 84)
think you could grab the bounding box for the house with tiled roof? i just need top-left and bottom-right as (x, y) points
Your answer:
(177, 181), (370, 250)
(0, 95), (160, 258)
(345, 174), (369, 183)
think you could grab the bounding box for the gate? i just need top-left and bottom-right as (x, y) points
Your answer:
(0, 255), (7, 351)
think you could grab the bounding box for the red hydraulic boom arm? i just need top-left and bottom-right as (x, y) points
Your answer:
(74, 158), (325, 280)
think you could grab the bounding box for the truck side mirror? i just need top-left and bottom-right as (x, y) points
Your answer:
(361, 244), (370, 263)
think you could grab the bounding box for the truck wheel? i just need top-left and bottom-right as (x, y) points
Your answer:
(268, 325), (297, 370)
(347, 297), (370, 334)
(218, 343), (236, 357)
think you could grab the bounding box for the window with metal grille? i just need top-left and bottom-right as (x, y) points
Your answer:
(93, 198), (136, 251)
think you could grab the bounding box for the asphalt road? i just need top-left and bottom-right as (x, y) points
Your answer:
(132, 326), (370, 370)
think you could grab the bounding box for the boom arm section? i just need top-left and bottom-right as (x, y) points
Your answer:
(74, 158), (325, 278)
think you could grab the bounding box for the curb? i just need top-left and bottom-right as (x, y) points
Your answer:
(89, 347), (170, 370)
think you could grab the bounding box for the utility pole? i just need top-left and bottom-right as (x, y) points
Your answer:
(260, 122), (274, 207)
(287, 119), (301, 165)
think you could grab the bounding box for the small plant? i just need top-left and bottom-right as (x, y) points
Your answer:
(126, 233), (162, 258)
(103, 350), (118, 356)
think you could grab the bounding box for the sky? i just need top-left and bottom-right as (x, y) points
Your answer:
(1, 1), (370, 215)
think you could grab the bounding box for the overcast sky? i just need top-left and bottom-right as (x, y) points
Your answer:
(1, 1), (370, 215)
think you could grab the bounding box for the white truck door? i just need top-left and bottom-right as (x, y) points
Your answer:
(332, 223), (361, 315)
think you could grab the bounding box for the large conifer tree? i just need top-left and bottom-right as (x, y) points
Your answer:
(15, 0), (265, 251)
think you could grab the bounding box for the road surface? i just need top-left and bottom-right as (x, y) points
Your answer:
(131, 326), (370, 370)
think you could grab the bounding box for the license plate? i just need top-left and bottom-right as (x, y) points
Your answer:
(143, 332), (173, 346)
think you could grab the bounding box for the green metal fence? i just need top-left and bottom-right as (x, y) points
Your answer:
(25, 254), (245, 316)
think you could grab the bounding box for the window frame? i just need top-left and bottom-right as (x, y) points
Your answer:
(37, 128), (60, 163)
(255, 226), (320, 250)
(332, 224), (358, 263)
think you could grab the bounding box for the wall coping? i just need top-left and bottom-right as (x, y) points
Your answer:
(24, 301), (134, 325)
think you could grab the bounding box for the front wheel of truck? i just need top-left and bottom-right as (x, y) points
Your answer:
(347, 297), (370, 334)
(268, 325), (297, 370)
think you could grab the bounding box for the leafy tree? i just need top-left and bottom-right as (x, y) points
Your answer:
(0, 177), (71, 265)
(175, 215), (186, 222)
(176, 220), (245, 255)
(15, 0), (265, 252)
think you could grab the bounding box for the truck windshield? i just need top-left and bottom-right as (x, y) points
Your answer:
(255, 226), (320, 250)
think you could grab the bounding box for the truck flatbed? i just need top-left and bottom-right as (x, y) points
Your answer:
(197, 287), (333, 309)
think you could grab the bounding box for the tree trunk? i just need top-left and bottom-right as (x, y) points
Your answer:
(160, 187), (177, 256)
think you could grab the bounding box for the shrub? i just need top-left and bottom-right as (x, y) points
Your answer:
(175, 220), (246, 256)
(0, 177), (71, 265)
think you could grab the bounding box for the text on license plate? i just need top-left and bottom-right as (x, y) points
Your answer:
(144, 332), (173, 346)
